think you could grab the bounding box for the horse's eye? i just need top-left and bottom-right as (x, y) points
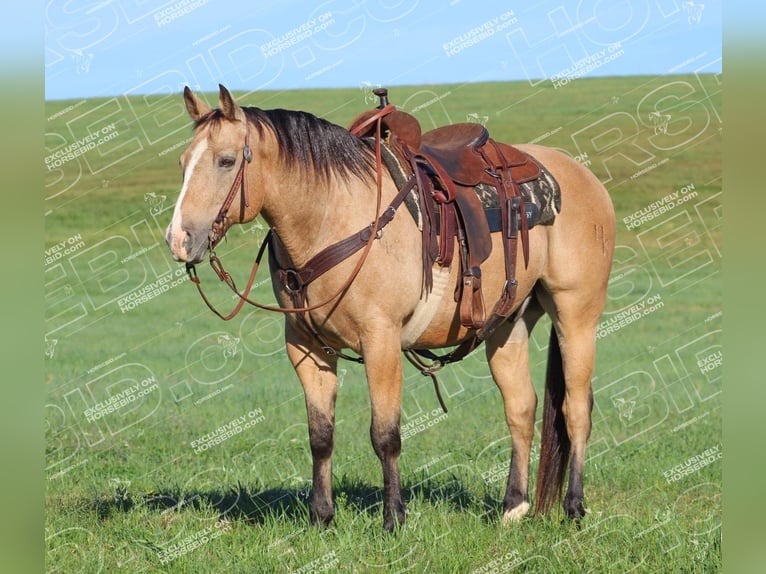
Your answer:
(218, 156), (236, 169)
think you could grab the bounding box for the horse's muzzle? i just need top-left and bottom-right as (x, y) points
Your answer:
(165, 224), (207, 264)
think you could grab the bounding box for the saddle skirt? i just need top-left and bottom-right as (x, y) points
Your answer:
(375, 139), (561, 235)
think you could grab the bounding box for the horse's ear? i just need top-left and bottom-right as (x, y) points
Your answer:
(218, 84), (245, 122)
(183, 86), (211, 122)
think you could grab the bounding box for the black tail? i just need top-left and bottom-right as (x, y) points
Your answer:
(534, 327), (570, 515)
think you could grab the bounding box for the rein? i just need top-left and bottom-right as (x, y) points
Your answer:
(186, 105), (396, 319)
(184, 104), (451, 413)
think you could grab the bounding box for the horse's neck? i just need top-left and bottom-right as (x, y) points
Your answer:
(260, 172), (373, 268)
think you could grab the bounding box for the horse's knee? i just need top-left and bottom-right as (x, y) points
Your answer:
(308, 407), (334, 459)
(370, 422), (401, 461)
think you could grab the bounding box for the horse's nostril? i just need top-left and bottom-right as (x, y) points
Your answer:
(183, 230), (193, 253)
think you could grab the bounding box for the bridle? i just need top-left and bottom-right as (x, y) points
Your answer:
(208, 132), (253, 251)
(184, 105), (398, 322)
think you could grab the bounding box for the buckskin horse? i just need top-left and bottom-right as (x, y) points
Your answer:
(165, 85), (615, 531)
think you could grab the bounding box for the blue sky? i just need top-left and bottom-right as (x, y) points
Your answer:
(45, 0), (721, 100)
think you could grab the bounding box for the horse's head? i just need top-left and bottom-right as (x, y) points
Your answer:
(165, 85), (263, 263)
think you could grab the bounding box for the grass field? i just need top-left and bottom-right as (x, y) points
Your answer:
(45, 75), (722, 573)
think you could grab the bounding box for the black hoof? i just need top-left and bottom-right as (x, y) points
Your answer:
(310, 501), (334, 528)
(383, 501), (406, 532)
(564, 493), (586, 523)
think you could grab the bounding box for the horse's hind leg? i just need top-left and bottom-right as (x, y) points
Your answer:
(486, 297), (545, 523)
(285, 323), (338, 526)
(536, 287), (604, 521)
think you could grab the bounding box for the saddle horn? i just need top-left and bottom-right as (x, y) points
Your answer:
(373, 88), (389, 109)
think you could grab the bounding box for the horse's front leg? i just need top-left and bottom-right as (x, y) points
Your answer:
(285, 322), (338, 527)
(362, 325), (406, 531)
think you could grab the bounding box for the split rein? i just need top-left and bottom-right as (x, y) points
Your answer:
(185, 105), (394, 320)
(183, 106), (451, 412)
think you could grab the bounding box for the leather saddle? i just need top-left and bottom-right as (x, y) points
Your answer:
(348, 89), (544, 332)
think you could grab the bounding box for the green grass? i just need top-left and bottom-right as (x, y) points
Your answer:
(45, 75), (721, 572)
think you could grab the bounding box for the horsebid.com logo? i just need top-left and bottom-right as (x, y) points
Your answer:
(663, 445), (721, 484)
(82, 376), (159, 423)
(117, 268), (188, 313)
(44, 123), (120, 171)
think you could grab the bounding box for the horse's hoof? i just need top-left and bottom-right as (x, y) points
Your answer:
(564, 495), (586, 523)
(383, 502), (406, 532)
(310, 503), (335, 528)
(502, 501), (530, 525)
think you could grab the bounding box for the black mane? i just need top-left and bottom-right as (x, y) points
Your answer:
(256, 108), (376, 183)
(194, 106), (376, 183)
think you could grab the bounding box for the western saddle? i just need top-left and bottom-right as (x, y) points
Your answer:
(349, 88), (543, 343)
